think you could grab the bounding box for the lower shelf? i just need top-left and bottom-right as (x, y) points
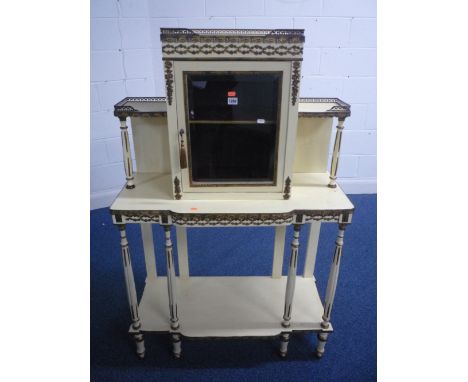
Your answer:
(136, 276), (331, 337)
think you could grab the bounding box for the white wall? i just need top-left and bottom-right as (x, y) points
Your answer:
(91, 0), (377, 209)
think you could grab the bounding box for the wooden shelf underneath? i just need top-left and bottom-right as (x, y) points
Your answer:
(136, 276), (331, 337)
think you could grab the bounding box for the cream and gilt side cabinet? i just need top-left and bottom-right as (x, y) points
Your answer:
(108, 29), (354, 360)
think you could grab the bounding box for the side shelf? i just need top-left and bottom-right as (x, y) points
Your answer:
(114, 96), (351, 120)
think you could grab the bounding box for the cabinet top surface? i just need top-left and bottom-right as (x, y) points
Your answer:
(114, 97), (351, 119)
(110, 172), (354, 218)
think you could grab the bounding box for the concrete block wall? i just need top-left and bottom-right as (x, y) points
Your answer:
(91, 0), (376, 209)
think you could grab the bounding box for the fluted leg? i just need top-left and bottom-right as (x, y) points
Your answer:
(282, 224), (301, 328)
(164, 225), (181, 358)
(119, 117), (135, 189)
(119, 224), (145, 358)
(316, 223), (346, 358)
(164, 225), (179, 330)
(328, 118), (346, 188)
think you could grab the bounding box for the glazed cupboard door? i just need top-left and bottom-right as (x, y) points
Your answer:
(186, 72), (280, 185)
(173, 61), (294, 194)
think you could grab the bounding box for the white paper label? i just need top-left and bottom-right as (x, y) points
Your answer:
(227, 97), (238, 105)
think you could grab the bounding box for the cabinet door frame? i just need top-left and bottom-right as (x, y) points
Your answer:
(172, 60), (294, 194)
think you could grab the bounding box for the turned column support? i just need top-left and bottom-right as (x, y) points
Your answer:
(316, 223), (346, 358)
(328, 118), (346, 188)
(118, 224), (145, 358)
(119, 117), (135, 189)
(316, 332), (329, 358)
(164, 225), (181, 358)
(171, 333), (182, 359)
(279, 332), (290, 358)
(164, 225), (180, 330)
(282, 224), (301, 329)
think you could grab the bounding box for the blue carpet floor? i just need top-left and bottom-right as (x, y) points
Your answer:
(91, 194), (376, 381)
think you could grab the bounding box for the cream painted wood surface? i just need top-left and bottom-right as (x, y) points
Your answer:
(293, 118), (333, 173)
(176, 226), (189, 279)
(110, 172), (354, 214)
(123, 100), (167, 113)
(304, 221), (321, 278)
(137, 276), (332, 337)
(298, 102), (339, 113)
(132, 117), (171, 173)
(140, 223), (157, 281)
(272, 226), (286, 278)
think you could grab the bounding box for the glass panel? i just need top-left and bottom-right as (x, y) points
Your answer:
(185, 72), (281, 184)
(189, 123), (277, 183)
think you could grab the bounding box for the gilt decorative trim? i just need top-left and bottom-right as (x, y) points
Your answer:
(161, 28), (304, 59)
(113, 108), (167, 118)
(113, 97), (350, 119)
(291, 61), (301, 106)
(164, 61), (174, 105)
(174, 176), (182, 200)
(304, 213), (339, 222)
(299, 98), (350, 105)
(115, 97), (167, 105)
(162, 43), (303, 57)
(172, 213), (294, 226)
(114, 97), (168, 118)
(160, 28), (305, 44)
(298, 97), (351, 118)
(110, 209), (353, 226)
